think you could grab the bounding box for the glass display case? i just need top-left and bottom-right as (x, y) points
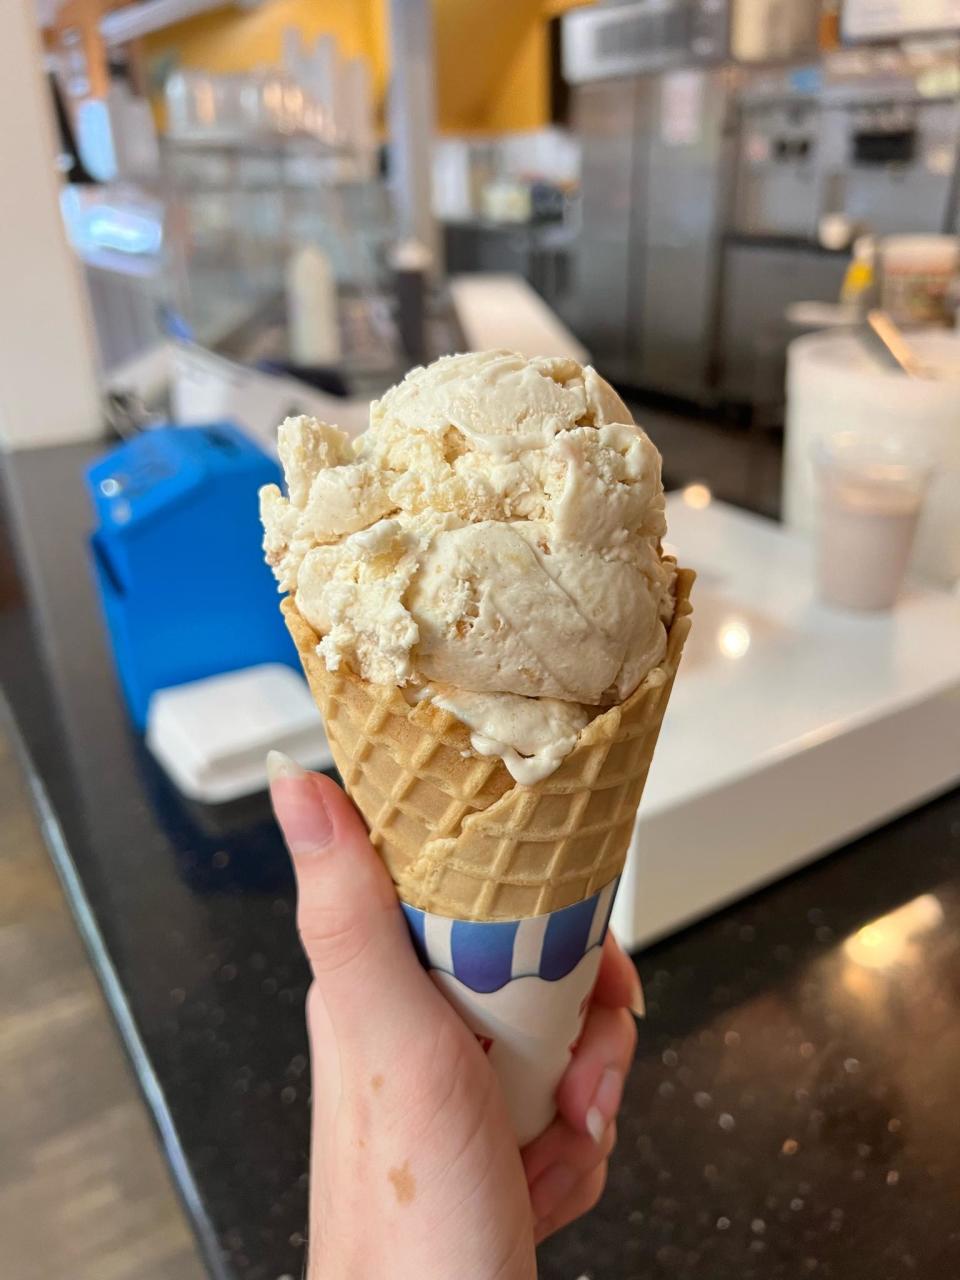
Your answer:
(160, 70), (400, 385)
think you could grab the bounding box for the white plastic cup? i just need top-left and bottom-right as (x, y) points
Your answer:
(814, 433), (932, 612)
(880, 235), (959, 328)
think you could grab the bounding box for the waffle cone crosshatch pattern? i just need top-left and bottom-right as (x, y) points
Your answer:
(283, 567), (694, 922)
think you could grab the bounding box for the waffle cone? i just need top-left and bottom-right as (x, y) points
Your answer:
(283, 566), (693, 922)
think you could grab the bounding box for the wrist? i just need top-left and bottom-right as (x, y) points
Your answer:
(308, 1223), (536, 1280)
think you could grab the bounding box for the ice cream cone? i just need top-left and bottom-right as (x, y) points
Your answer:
(263, 353), (692, 1140)
(282, 565), (693, 922)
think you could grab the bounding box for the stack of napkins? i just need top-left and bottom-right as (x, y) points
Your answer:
(147, 664), (333, 803)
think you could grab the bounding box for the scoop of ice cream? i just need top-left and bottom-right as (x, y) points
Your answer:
(425, 685), (591, 786)
(294, 511), (454, 686)
(407, 520), (670, 704)
(261, 415), (393, 590)
(261, 350), (674, 775)
(364, 350), (633, 456)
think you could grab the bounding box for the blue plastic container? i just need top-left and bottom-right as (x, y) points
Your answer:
(86, 423), (296, 728)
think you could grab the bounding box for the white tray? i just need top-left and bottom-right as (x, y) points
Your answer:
(613, 496), (960, 950)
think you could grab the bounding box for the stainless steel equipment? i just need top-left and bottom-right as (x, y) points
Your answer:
(565, 1), (738, 398)
(569, 78), (636, 382)
(563, 0), (729, 85)
(566, 6), (960, 411)
(732, 82), (823, 238)
(562, 0), (821, 85)
(719, 53), (960, 406)
(572, 68), (733, 397)
(720, 71), (839, 407)
(732, 51), (960, 241)
(633, 69), (734, 395)
(819, 67), (960, 237)
(564, 0), (820, 401)
(718, 241), (847, 404)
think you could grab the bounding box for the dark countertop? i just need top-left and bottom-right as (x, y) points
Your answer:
(3, 442), (960, 1280)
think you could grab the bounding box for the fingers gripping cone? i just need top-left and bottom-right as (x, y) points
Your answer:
(282, 567), (694, 1140)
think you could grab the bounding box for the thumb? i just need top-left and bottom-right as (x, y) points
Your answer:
(267, 751), (432, 1033)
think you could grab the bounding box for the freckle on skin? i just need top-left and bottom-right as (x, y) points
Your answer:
(371, 1074), (384, 1092)
(388, 1161), (416, 1205)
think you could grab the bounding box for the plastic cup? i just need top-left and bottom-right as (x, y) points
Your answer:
(814, 433), (932, 612)
(880, 234), (959, 328)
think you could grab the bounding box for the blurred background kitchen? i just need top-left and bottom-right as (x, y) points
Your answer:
(3, 2), (960, 1279)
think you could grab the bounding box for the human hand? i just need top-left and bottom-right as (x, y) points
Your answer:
(268, 754), (641, 1279)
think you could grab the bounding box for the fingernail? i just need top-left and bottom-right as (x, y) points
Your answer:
(586, 1066), (623, 1144)
(267, 755), (333, 854)
(266, 749), (306, 784)
(529, 1162), (577, 1223)
(630, 970), (646, 1019)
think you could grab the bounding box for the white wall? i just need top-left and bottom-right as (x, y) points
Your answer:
(0, 2), (101, 449)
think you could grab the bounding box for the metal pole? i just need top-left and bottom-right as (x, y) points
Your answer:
(387, 0), (441, 271)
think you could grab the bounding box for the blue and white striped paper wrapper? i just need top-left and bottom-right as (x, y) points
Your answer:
(402, 878), (619, 1145)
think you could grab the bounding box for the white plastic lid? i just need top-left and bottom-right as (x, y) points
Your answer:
(146, 664), (334, 803)
(389, 238), (433, 272)
(881, 234), (959, 269)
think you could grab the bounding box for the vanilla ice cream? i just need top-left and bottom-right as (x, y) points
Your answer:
(261, 350), (675, 782)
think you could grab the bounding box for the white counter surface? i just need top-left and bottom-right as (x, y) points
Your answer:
(450, 274), (589, 364)
(614, 495), (960, 949)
